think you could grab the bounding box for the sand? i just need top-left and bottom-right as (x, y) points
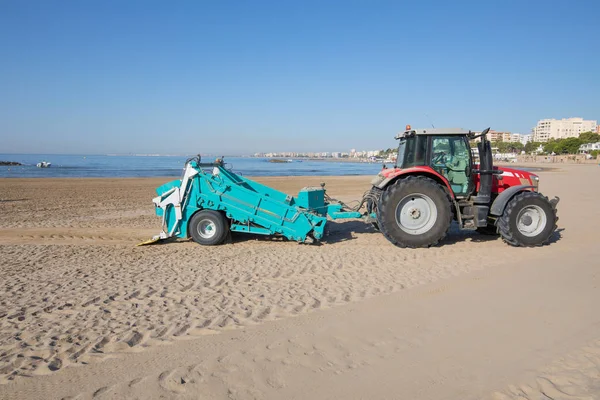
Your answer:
(0, 164), (599, 399)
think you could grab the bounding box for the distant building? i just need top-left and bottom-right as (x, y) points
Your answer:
(597, 125), (600, 134)
(532, 118), (597, 142)
(488, 131), (522, 143)
(579, 142), (600, 154)
(489, 131), (509, 142)
(520, 134), (533, 145)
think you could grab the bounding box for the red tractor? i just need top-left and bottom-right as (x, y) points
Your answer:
(366, 126), (559, 248)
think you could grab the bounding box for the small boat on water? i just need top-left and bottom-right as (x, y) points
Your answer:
(36, 161), (51, 168)
(268, 159), (293, 164)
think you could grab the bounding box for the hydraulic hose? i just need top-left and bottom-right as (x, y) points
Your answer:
(325, 188), (380, 213)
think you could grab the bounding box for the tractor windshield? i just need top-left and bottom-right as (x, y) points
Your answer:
(397, 135), (427, 168)
(395, 139), (407, 168)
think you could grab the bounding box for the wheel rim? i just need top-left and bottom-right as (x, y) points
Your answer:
(197, 219), (217, 239)
(516, 205), (547, 237)
(395, 194), (438, 235)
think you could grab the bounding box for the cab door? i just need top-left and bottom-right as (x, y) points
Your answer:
(429, 136), (471, 196)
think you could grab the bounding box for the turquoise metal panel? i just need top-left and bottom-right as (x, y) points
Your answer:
(329, 211), (363, 220)
(296, 187), (327, 215)
(230, 224), (272, 235)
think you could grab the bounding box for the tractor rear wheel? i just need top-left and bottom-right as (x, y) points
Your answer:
(497, 191), (558, 247)
(189, 210), (229, 246)
(377, 176), (453, 248)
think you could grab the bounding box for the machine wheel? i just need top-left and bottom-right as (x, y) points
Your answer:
(189, 210), (229, 246)
(377, 176), (453, 248)
(497, 191), (558, 247)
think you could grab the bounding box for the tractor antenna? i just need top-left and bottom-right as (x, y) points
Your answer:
(425, 114), (435, 128)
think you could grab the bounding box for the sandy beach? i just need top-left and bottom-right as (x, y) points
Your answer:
(1, 164), (599, 399)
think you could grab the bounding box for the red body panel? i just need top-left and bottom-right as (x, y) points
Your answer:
(472, 165), (537, 194)
(379, 165), (537, 196)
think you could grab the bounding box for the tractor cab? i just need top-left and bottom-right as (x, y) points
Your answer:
(394, 127), (474, 197)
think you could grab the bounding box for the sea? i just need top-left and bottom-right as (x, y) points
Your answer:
(0, 154), (386, 178)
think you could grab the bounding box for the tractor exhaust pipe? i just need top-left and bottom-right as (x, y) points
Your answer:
(472, 128), (496, 205)
(476, 137), (492, 203)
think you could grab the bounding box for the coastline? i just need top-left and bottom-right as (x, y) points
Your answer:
(261, 156), (388, 164)
(0, 161), (567, 181)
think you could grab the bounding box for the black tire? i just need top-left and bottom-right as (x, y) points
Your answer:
(188, 210), (229, 246)
(377, 176), (453, 248)
(497, 191), (558, 247)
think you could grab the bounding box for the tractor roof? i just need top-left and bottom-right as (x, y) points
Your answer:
(395, 128), (471, 139)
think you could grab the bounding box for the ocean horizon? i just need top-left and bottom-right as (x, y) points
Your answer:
(0, 154), (386, 178)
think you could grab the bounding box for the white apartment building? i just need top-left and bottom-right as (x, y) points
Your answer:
(532, 118), (597, 142)
(520, 134), (533, 145)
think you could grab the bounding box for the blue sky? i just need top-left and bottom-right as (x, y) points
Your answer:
(1, 0), (598, 155)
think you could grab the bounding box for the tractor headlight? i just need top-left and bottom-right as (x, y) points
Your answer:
(531, 175), (539, 190)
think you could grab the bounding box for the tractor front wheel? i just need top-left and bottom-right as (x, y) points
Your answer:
(189, 210), (229, 246)
(377, 176), (453, 248)
(497, 191), (558, 247)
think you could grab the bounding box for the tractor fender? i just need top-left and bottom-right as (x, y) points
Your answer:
(489, 185), (535, 216)
(374, 167), (454, 195)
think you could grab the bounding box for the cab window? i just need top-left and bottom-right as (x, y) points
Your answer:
(402, 135), (427, 168)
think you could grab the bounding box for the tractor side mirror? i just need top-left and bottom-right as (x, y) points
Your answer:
(481, 127), (491, 136)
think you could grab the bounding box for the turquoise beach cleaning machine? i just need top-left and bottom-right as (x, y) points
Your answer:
(138, 155), (376, 246)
